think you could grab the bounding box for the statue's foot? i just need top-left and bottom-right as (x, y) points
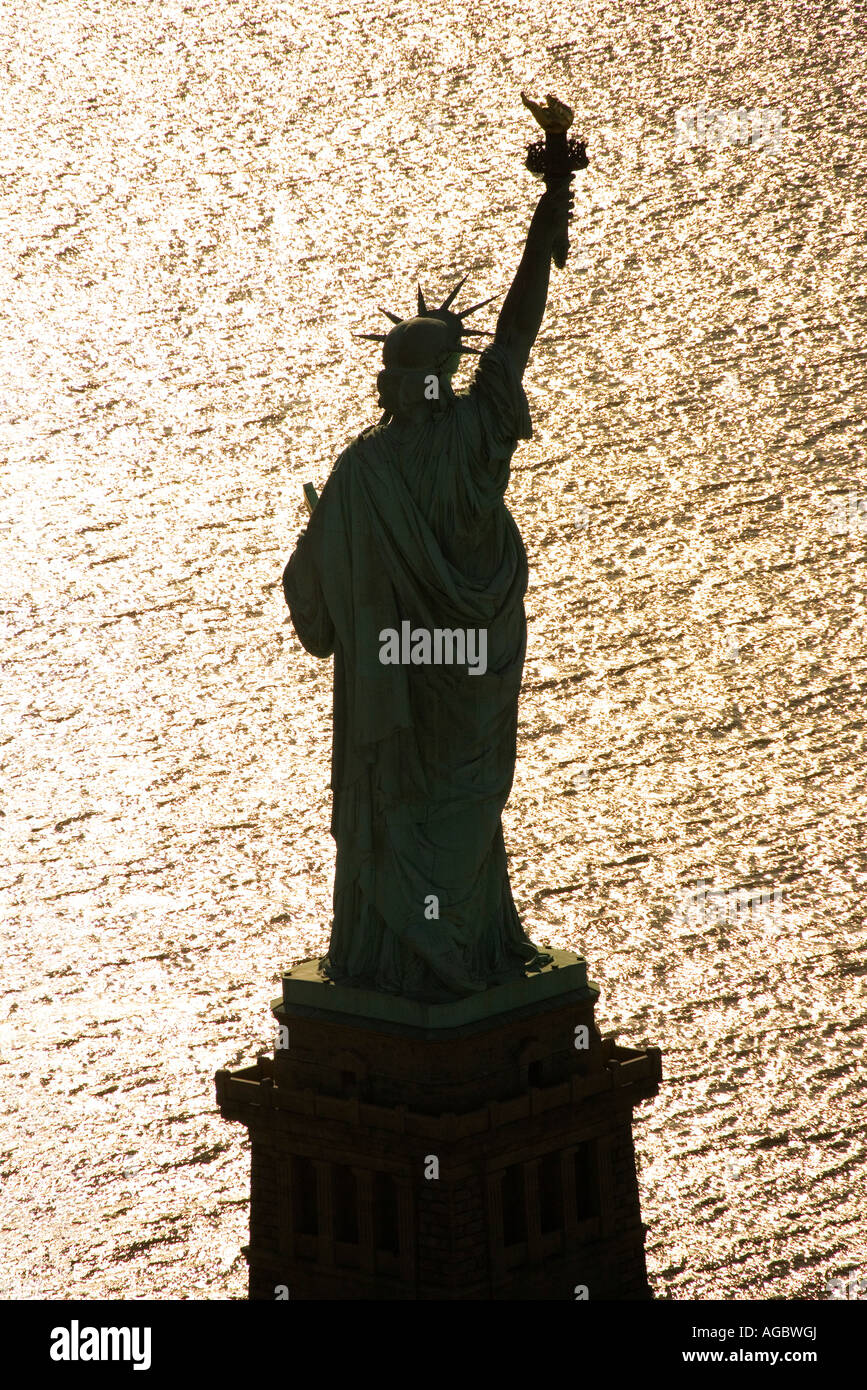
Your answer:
(403, 925), (487, 997)
(428, 955), (487, 997)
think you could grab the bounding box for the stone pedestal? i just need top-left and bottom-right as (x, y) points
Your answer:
(215, 950), (661, 1300)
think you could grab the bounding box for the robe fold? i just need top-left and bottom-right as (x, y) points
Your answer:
(283, 343), (552, 999)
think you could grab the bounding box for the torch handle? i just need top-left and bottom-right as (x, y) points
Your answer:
(545, 130), (572, 269)
(546, 176), (572, 269)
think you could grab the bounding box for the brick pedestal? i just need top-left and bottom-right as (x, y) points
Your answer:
(215, 950), (661, 1300)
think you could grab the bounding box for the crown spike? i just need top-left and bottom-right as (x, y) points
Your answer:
(379, 306), (403, 324)
(457, 294), (500, 319)
(417, 284), (427, 314)
(439, 274), (469, 311)
(356, 332), (388, 343)
(459, 327), (494, 337)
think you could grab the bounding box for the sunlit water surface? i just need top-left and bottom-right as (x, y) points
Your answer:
(1, 0), (865, 1299)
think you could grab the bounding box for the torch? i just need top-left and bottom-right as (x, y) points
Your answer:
(521, 91), (588, 268)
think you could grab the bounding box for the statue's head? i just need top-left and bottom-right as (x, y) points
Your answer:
(382, 316), (456, 374)
(357, 279), (497, 421)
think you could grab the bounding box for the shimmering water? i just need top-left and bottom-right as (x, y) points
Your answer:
(1, 0), (865, 1299)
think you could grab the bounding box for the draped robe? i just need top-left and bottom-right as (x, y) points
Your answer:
(282, 343), (552, 999)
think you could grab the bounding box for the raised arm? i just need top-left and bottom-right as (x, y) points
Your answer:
(494, 180), (573, 378)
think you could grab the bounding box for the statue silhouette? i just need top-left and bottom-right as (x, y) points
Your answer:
(283, 178), (574, 1000)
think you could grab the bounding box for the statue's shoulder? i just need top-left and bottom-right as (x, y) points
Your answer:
(330, 430), (370, 475)
(341, 421), (388, 456)
(321, 425), (387, 500)
(358, 420), (384, 441)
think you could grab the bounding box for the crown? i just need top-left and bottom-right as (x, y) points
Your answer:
(356, 276), (498, 363)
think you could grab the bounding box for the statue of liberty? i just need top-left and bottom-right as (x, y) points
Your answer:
(283, 95), (584, 1002)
